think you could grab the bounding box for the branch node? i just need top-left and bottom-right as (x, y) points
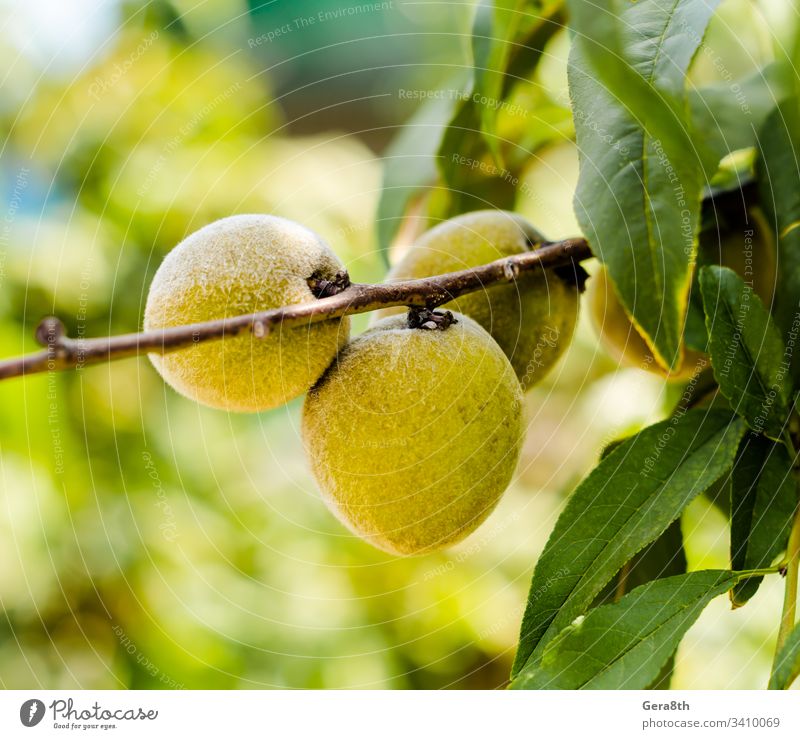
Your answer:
(308, 269), (351, 299)
(252, 320), (269, 339)
(407, 308), (457, 331)
(35, 317), (67, 348)
(503, 260), (520, 282)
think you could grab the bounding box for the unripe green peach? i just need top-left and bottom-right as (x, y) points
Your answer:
(374, 210), (579, 387)
(588, 266), (706, 381)
(302, 312), (524, 555)
(144, 214), (350, 411)
(589, 215), (777, 380)
(697, 207), (777, 303)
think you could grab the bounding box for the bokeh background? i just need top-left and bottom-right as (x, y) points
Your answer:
(0, 0), (795, 689)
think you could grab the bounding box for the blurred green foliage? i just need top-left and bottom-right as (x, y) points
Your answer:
(0, 0), (791, 689)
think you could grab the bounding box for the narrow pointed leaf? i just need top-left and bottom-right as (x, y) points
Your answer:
(730, 434), (796, 606)
(593, 520), (687, 608)
(471, 0), (563, 162)
(592, 519), (687, 690)
(757, 98), (800, 384)
(511, 409), (746, 676)
(511, 571), (741, 689)
(568, 0), (720, 370)
(437, 2), (564, 213)
(769, 622), (800, 690)
(690, 64), (788, 162)
(699, 265), (791, 439)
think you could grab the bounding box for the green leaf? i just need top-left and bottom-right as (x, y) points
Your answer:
(568, 0), (721, 370)
(591, 519), (687, 690)
(690, 64), (789, 164)
(699, 265), (791, 439)
(730, 434), (796, 606)
(435, 2), (565, 217)
(511, 409), (746, 677)
(471, 0), (563, 162)
(375, 75), (468, 255)
(434, 95), (519, 217)
(511, 571), (741, 689)
(770, 622), (800, 690)
(593, 520), (687, 608)
(757, 98), (800, 384)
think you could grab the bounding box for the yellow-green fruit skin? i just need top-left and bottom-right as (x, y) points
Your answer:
(589, 222), (777, 380)
(144, 214), (350, 411)
(302, 313), (524, 555)
(374, 210), (579, 387)
(588, 267), (705, 380)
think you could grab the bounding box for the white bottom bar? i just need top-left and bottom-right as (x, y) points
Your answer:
(1, 690), (799, 738)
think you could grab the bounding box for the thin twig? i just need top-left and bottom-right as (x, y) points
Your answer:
(0, 237), (592, 382)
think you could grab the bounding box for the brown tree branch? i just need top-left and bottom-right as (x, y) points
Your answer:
(0, 237), (592, 381)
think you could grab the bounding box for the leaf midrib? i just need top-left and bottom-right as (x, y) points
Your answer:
(533, 425), (728, 656)
(576, 580), (728, 689)
(713, 279), (781, 418)
(638, 0), (684, 369)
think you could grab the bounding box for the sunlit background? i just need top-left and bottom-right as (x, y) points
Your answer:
(0, 0), (796, 689)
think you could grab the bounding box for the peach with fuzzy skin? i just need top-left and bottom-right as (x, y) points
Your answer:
(589, 221), (777, 380)
(302, 313), (523, 555)
(374, 210), (579, 387)
(588, 266), (706, 381)
(144, 214), (350, 411)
